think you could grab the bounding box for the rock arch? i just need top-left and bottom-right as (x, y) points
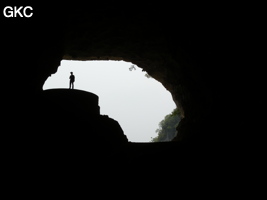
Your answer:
(3, 4), (231, 143)
(2, 3), (247, 185)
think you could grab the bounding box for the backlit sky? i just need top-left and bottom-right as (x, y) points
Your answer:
(43, 60), (176, 142)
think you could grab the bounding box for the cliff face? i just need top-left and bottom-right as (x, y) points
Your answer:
(41, 89), (128, 144)
(1, 3), (251, 189)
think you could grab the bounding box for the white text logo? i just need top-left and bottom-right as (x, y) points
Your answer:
(3, 6), (33, 18)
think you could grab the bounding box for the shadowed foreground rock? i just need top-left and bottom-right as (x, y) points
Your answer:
(41, 89), (128, 145)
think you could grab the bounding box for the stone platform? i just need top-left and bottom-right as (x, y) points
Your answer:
(42, 89), (100, 117)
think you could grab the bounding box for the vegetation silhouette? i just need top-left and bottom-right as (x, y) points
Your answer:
(151, 108), (181, 142)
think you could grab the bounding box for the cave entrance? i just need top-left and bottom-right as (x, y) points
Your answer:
(43, 60), (177, 142)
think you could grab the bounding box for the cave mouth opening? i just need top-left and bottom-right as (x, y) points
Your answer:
(43, 60), (177, 142)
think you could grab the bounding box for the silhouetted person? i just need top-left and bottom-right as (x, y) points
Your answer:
(69, 72), (75, 89)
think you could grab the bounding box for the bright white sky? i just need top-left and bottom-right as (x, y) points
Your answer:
(43, 60), (176, 142)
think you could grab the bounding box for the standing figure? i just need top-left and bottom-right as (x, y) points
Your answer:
(69, 72), (75, 89)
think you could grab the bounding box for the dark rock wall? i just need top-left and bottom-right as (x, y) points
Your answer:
(3, 4), (241, 142)
(1, 3), (254, 189)
(60, 6), (229, 143)
(2, 3), (245, 142)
